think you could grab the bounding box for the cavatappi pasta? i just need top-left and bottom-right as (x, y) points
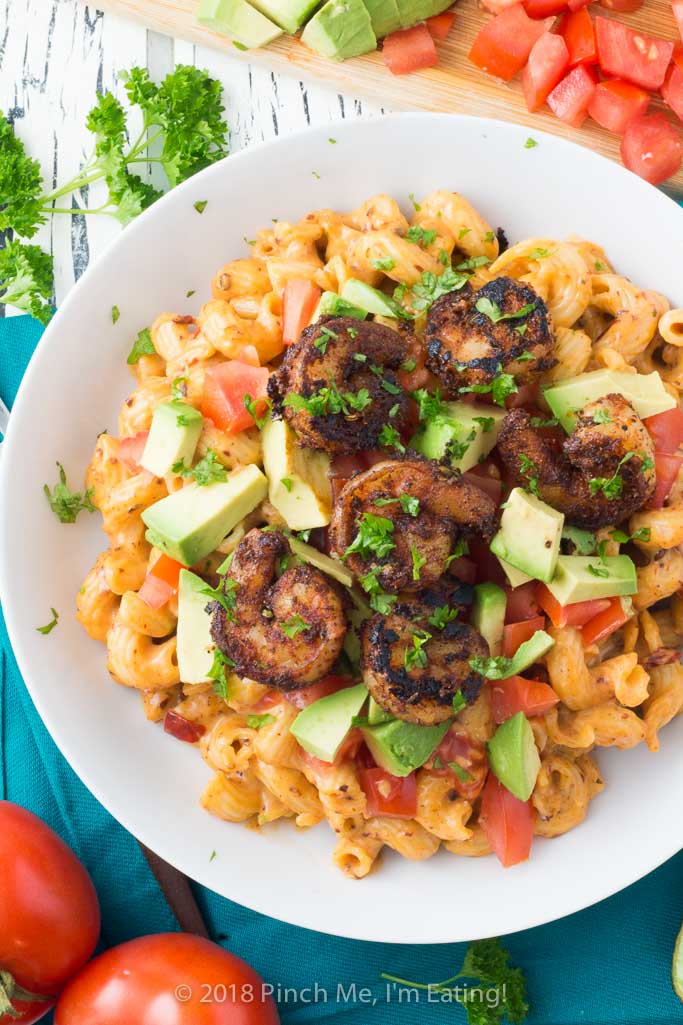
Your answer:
(77, 191), (683, 877)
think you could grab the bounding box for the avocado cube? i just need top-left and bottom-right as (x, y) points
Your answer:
(472, 582), (506, 657)
(544, 369), (675, 433)
(360, 719), (449, 777)
(340, 279), (402, 318)
(249, 0), (320, 32)
(367, 695), (393, 725)
(315, 292), (368, 321)
(141, 464), (268, 566)
(290, 684), (368, 762)
(177, 570), (216, 684)
(497, 556), (533, 588)
(488, 712), (540, 801)
(261, 415), (332, 530)
(502, 630), (555, 679)
(412, 401), (506, 474)
(301, 0), (377, 59)
(197, 0), (283, 47)
(490, 487), (564, 584)
(363, 0), (402, 37)
(140, 400), (203, 479)
(545, 555), (637, 605)
(395, 0), (454, 26)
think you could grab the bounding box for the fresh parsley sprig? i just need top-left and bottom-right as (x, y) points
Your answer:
(44, 462), (96, 523)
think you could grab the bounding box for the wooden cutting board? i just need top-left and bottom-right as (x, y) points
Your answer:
(93, 0), (683, 192)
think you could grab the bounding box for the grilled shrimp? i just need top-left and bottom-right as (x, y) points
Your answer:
(361, 590), (487, 725)
(268, 316), (410, 454)
(329, 459), (497, 593)
(209, 529), (346, 690)
(497, 393), (656, 529)
(425, 276), (555, 393)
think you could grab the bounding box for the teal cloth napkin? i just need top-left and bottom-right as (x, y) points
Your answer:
(1, 313), (682, 1025)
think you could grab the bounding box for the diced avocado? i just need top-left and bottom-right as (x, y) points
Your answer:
(289, 536), (353, 587)
(545, 555), (637, 605)
(261, 415), (332, 530)
(360, 719), (449, 777)
(363, 0), (402, 37)
(368, 695), (393, 725)
(177, 570), (215, 684)
(544, 369), (675, 433)
(498, 630), (555, 679)
(140, 400), (203, 479)
(341, 278), (403, 319)
(411, 401), (506, 474)
(249, 0), (319, 32)
(487, 712), (540, 801)
(142, 464), (267, 566)
(343, 601), (371, 672)
(301, 0), (376, 59)
(490, 488), (564, 584)
(396, 0), (453, 26)
(561, 524), (597, 555)
(197, 0), (283, 46)
(290, 683), (368, 762)
(497, 557), (533, 588)
(314, 291), (368, 321)
(472, 582), (506, 657)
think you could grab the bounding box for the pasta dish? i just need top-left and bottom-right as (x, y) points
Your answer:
(76, 191), (683, 877)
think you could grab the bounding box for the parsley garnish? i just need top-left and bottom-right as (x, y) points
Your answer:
(36, 608), (59, 635)
(595, 260), (605, 272)
(561, 525), (596, 555)
(111, 305), (120, 324)
(449, 760), (473, 781)
(176, 411), (195, 426)
(127, 327), (155, 364)
(247, 713), (275, 730)
(406, 225), (437, 247)
(459, 368), (518, 407)
(408, 192), (421, 211)
(375, 494), (420, 516)
(588, 563), (610, 578)
(194, 200), (207, 214)
(438, 249), (450, 266)
(410, 269), (469, 313)
(611, 526), (651, 545)
(171, 376), (188, 399)
(519, 454), (541, 498)
(359, 568), (397, 615)
(281, 614), (310, 638)
(428, 605), (459, 630)
(173, 448), (227, 485)
(378, 423), (405, 453)
(484, 230), (495, 244)
(525, 137), (538, 148)
(529, 247), (550, 260)
(284, 382), (371, 418)
(344, 513), (395, 561)
(281, 477), (293, 492)
(243, 393), (271, 428)
(456, 255), (490, 272)
(411, 545), (427, 581)
(530, 415), (558, 428)
(400, 357), (417, 372)
(412, 387), (446, 421)
(475, 297), (536, 324)
(369, 364), (402, 395)
(201, 577), (239, 620)
(371, 257), (396, 271)
(592, 408), (612, 424)
(207, 648), (234, 699)
(469, 654), (515, 680)
(404, 629), (431, 670)
(44, 462), (96, 523)
(458, 227), (471, 240)
(313, 325), (338, 354)
(588, 452), (635, 500)
(474, 416), (495, 433)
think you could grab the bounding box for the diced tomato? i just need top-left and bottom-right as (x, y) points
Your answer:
(468, 5), (553, 81)
(150, 553), (183, 588)
(559, 8), (597, 66)
(568, 0), (591, 11)
(662, 50), (683, 124)
(491, 675), (559, 722)
(426, 10), (457, 39)
(505, 582), (541, 623)
(163, 710), (206, 743)
(595, 17), (674, 91)
(285, 675), (354, 710)
(282, 279), (321, 347)
(587, 79), (650, 132)
(118, 431), (149, 472)
(647, 452), (683, 508)
(469, 535), (508, 587)
(522, 33), (570, 112)
(201, 359), (269, 433)
(547, 64), (598, 126)
(503, 615), (546, 657)
(429, 724), (489, 800)
(138, 556), (185, 607)
(479, 774), (534, 867)
(523, 0), (568, 17)
(581, 596), (631, 647)
(463, 465), (504, 504)
(598, 0), (644, 10)
(675, 0), (683, 39)
(535, 582), (611, 628)
(448, 555), (478, 584)
(645, 406), (683, 452)
(383, 24), (439, 75)
(621, 113), (682, 184)
(359, 768), (418, 818)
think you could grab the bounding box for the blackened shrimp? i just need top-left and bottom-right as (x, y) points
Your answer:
(209, 529), (346, 690)
(425, 276), (555, 393)
(329, 459), (497, 593)
(497, 393), (656, 529)
(267, 316), (410, 454)
(361, 590), (487, 726)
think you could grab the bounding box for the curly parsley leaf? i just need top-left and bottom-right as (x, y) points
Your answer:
(207, 648), (234, 699)
(405, 225), (437, 247)
(127, 327), (156, 364)
(246, 713), (275, 730)
(459, 368), (518, 407)
(0, 113), (46, 237)
(409, 268), (469, 313)
(475, 298), (536, 324)
(285, 382), (371, 418)
(36, 608), (59, 635)
(201, 577), (239, 620)
(43, 462), (96, 523)
(428, 604), (459, 630)
(281, 614), (310, 638)
(404, 628), (431, 670)
(344, 513), (395, 561)
(589, 451), (635, 500)
(359, 567), (397, 615)
(0, 240), (53, 324)
(172, 448), (228, 485)
(519, 454), (541, 498)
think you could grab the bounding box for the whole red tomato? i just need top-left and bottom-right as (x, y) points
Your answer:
(0, 802), (100, 1025)
(54, 934), (280, 1025)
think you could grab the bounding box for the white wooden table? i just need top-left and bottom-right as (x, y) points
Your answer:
(3, 0), (384, 308)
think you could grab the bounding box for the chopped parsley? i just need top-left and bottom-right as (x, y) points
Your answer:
(371, 256), (396, 271)
(400, 357), (417, 373)
(592, 408), (612, 424)
(374, 494), (420, 517)
(428, 604), (459, 630)
(519, 454), (541, 498)
(588, 563), (610, 578)
(446, 537), (470, 564)
(281, 477), (293, 492)
(406, 225), (437, 247)
(176, 411), (195, 426)
(201, 577), (239, 620)
(243, 393), (271, 428)
(369, 364), (402, 395)
(313, 325), (338, 354)
(456, 255), (490, 272)
(281, 614), (310, 638)
(410, 268), (469, 313)
(127, 327), (155, 364)
(359, 567), (397, 615)
(171, 376), (188, 399)
(284, 382), (371, 418)
(247, 713), (276, 730)
(378, 423), (405, 453)
(438, 249), (450, 266)
(469, 654), (515, 680)
(475, 297), (536, 324)
(389, 403), (400, 418)
(611, 526), (651, 545)
(173, 448), (227, 485)
(111, 305), (120, 324)
(344, 513), (396, 561)
(529, 247), (551, 260)
(411, 545), (427, 581)
(207, 648), (234, 699)
(561, 525), (596, 555)
(36, 608), (59, 635)
(408, 192), (421, 211)
(588, 451), (635, 500)
(412, 387), (446, 421)
(530, 415), (558, 428)
(404, 629), (431, 671)
(595, 260), (605, 272)
(44, 463), (96, 523)
(354, 353), (368, 363)
(459, 368), (518, 407)
(449, 761), (473, 782)
(458, 227), (471, 240)
(473, 416), (495, 433)
(452, 689), (467, 714)
(484, 230), (495, 244)
(194, 200), (207, 214)
(524, 137), (539, 149)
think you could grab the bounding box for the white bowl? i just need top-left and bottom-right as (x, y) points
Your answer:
(2, 114), (682, 944)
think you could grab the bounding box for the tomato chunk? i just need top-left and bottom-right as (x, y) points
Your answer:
(662, 50), (683, 124)
(523, 0), (568, 16)
(522, 32), (570, 111)
(535, 582), (612, 628)
(647, 452), (683, 508)
(559, 8), (597, 66)
(429, 724), (489, 800)
(282, 279), (321, 347)
(383, 24), (439, 75)
(547, 63), (598, 126)
(469, 5), (552, 81)
(568, 0), (591, 11)
(285, 675), (354, 709)
(163, 710), (206, 743)
(138, 554), (185, 607)
(492, 675), (559, 722)
(359, 768), (418, 818)
(581, 596), (631, 647)
(201, 359), (269, 433)
(426, 10), (457, 39)
(645, 406), (683, 452)
(621, 113), (682, 184)
(480, 774), (534, 867)
(118, 431), (149, 472)
(595, 17), (674, 90)
(503, 615), (546, 657)
(587, 79), (650, 132)
(505, 582), (541, 623)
